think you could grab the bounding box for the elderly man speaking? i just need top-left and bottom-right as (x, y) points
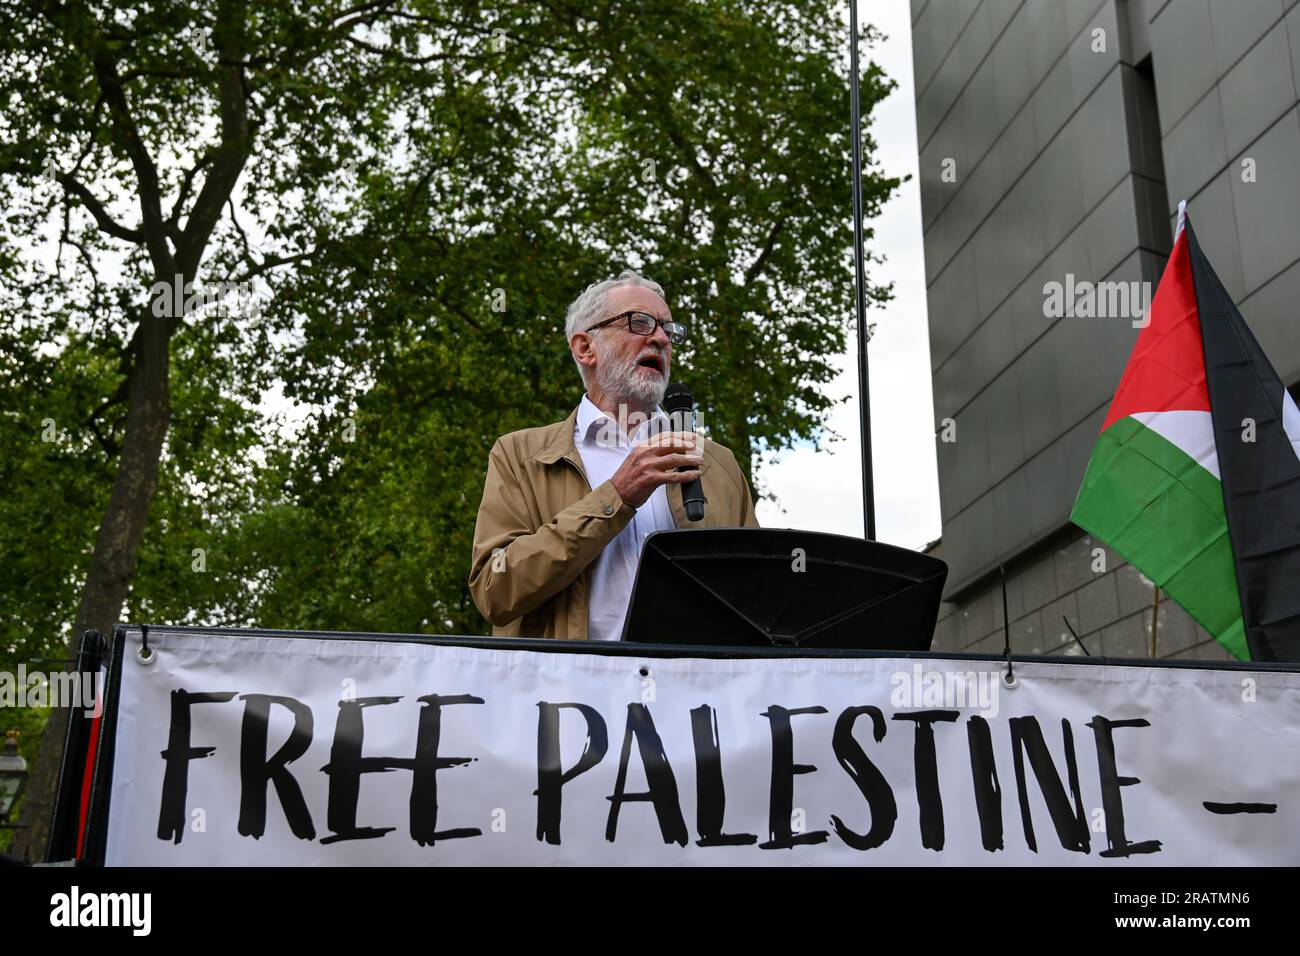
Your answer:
(468, 270), (759, 640)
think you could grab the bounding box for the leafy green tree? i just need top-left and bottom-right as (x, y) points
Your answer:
(0, 0), (898, 859)
(242, 0), (900, 634)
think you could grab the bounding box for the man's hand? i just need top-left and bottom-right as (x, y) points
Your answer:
(610, 431), (703, 509)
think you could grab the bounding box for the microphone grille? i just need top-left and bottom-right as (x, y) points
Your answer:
(662, 382), (694, 414)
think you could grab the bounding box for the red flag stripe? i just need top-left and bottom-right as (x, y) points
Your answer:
(1101, 228), (1211, 432)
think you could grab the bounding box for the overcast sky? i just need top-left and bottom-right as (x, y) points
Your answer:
(755, 0), (942, 551)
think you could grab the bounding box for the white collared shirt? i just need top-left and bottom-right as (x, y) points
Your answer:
(574, 395), (677, 641)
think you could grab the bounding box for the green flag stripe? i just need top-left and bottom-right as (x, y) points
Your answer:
(1070, 415), (1247, 659)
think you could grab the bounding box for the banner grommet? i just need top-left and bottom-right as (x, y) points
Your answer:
(136, 625), (156, 666)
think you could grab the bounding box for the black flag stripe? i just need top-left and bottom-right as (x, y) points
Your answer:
(1187, 221), (1300, 662)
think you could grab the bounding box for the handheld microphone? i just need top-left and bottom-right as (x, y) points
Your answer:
(662, 383), (706, 521)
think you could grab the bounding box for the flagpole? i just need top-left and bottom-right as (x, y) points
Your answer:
(849, 0), (877, 540)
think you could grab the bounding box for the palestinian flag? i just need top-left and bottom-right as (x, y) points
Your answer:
(1071, 205), (1300, 662)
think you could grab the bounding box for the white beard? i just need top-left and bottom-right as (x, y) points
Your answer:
(594, 337), (668, 409)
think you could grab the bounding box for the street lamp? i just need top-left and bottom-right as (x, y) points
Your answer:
(0, 730), (27, 827)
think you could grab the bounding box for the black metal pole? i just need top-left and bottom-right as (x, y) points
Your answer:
(45, 628), (105, 863)
(849, 0), (877, 540)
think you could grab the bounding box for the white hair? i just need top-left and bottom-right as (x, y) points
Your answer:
(564, 269), (666, 385)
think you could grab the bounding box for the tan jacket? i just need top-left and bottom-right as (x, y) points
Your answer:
(468, 404), (760, 639)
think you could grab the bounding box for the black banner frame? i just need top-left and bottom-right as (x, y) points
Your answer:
(41, 627), (108, 864)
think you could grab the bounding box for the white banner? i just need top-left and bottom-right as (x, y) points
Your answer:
(101, 628), (1300, 865)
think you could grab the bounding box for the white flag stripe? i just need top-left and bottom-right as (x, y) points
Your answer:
(1133, 410), (1220, 480)
(1283, 389), (1300, 467)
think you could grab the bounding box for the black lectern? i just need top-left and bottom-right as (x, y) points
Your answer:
(620, 528), (948, 650)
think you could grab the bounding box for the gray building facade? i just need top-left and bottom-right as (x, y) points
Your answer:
(911, 0), (1300, 660)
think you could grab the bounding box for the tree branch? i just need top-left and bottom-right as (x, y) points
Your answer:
(66, 236), (103, 301)
(176, 0), (253, 276)
(220, 195), (314, 282)
(343, 33), (458, 64)
(86, 48), (174, 273)
(85, 378), (131, 457)
(229, 251), (315, 285)
(55, 173), (145, 244)
(744, 212), (787, 286)
(327, 0), (396, 28)
(31, 0), (173, 267)
(167, 148), (219, 242)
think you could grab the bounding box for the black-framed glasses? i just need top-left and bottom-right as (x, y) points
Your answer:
(584, 310), (688, 345)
